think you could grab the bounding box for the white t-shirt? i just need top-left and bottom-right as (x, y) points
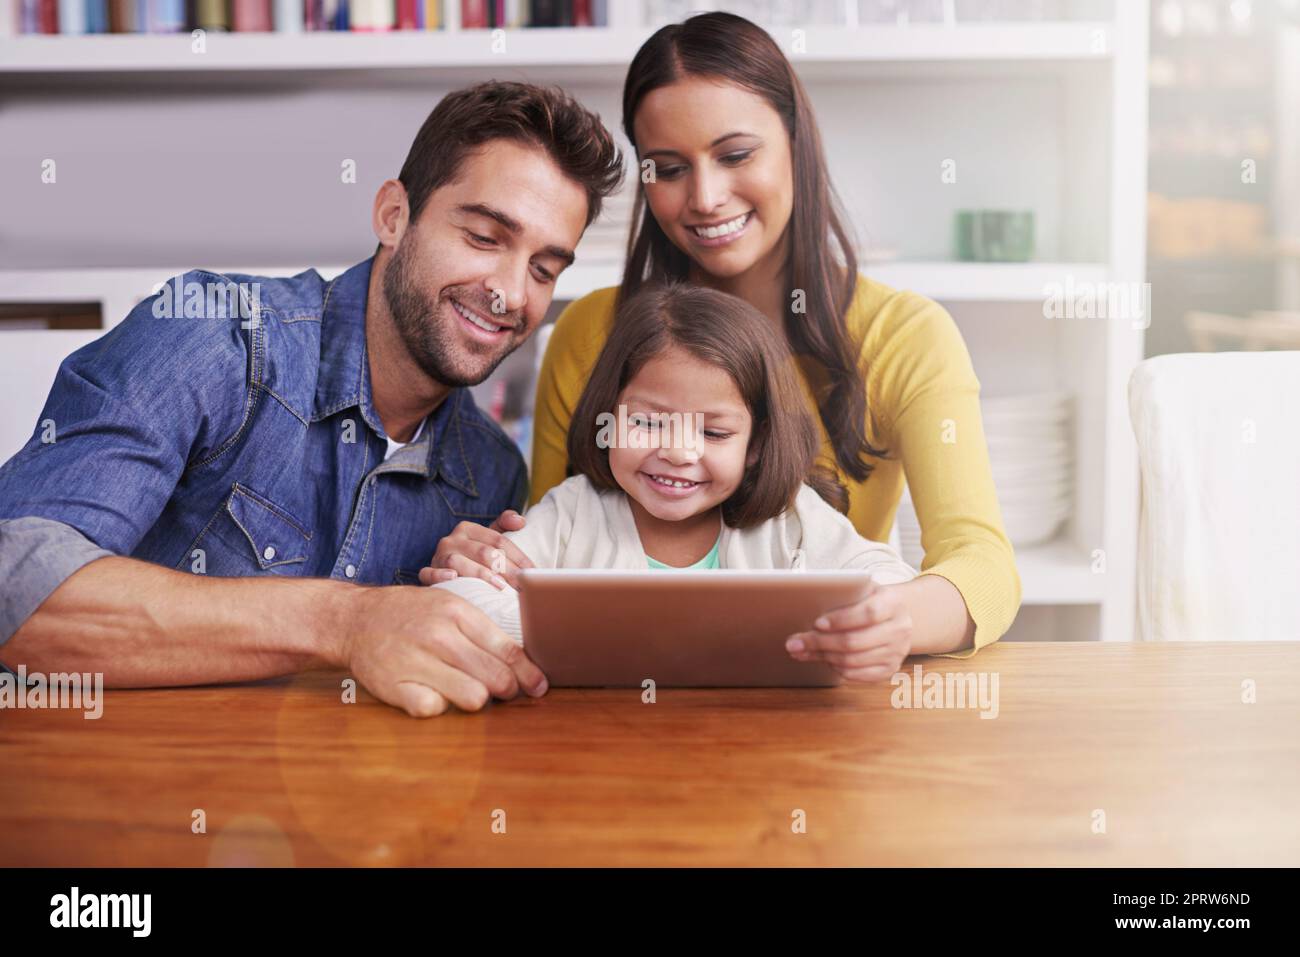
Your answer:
(383, 417), (426, 462)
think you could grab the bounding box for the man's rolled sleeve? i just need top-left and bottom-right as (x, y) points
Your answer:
(0, 517), (112, 647)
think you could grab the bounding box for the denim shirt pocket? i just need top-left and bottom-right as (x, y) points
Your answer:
(433, 483), (500, 522)
(225, 483), (312, 570)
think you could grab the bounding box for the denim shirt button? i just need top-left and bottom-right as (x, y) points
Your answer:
(263, 546), (276, 561)
(344, 564), (356, 579)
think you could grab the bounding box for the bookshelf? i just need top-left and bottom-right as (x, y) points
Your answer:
(0, 22), (1115, 76)
(0, 0), (1150, 643)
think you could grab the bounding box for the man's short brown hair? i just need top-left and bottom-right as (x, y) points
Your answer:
(398, 81), (624, 228)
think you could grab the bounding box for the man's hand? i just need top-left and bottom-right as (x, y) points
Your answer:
(341, 585), (548, 717)
(417, 510), (534, 590)
(783, 579), (913, 682)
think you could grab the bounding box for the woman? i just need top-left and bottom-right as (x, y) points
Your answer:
(429, 11), (1021, 661)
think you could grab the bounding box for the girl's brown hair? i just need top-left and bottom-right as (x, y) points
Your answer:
(619, 11), (886, 483)
(568, 283), (847, 528)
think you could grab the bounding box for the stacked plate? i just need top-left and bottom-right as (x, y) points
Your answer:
(894, 392), (1073, 559)
(983, 392), (1074, 546)
(894, 487), (925, 570)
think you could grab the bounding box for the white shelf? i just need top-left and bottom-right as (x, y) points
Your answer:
(559, 260), (1110, 303)
(0, 260), (1116, 316)
(0, 23), (1114, 77)
(1016, 539), (1107, 605)
(0, 261), (1112, 309)
(865, 261), (1110, 302)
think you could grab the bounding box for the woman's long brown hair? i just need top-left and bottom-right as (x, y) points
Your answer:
(619, 10), (886, 482)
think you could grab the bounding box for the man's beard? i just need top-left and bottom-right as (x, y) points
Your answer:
(381, 238), (521, 389)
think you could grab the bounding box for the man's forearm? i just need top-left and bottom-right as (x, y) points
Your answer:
(3, 556), (355, 687)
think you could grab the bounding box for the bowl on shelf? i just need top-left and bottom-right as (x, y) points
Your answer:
(954, 210), (1036, 262)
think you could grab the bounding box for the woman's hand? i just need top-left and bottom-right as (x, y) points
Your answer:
(784, 579), (913, 682)
(417, 510), (535, 590)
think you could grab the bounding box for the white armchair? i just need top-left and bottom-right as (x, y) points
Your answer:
(1128, 352), (1300, 641)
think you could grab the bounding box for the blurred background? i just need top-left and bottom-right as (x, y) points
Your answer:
(2, 0), (1298, 643)
(1147, 0), (1300, 354)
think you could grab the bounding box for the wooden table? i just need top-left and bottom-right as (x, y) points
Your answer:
(3, 642), (1297, 866)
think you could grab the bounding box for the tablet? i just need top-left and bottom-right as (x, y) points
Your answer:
(518, 569), (876, 688)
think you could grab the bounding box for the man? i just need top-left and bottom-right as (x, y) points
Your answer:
(0, 82), (623, 718)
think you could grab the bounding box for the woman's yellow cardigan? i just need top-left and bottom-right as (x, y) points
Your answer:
(529, 277), (1022, 658)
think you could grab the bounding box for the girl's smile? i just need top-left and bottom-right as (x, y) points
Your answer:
(608, 345), (754, 534)
(640, 470), (710, 498)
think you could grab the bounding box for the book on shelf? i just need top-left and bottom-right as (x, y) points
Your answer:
(349, 0), (391, 29)
(30, 0), (59, 32)
(107, 0), (133, 31)
(273, 0), (299, 30)
(525, 0), (555, 26)
(148, 0), (187, 31)
(230, 0), (270, 30)
(459, 0), (483, 27)
(57, 0), (83, 32)
(194, 0), (228, 29)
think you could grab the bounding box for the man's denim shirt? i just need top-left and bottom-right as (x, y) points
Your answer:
(0, 257), (527, 588)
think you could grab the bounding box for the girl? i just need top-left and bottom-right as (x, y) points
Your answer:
(434, 283), (918, 683)
(431, 11), (1021, 660)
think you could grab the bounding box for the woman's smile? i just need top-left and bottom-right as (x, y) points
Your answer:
(686, 210), (754, 248)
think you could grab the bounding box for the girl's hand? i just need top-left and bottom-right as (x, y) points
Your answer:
(417, 510), (535, 590)
(784, 579), (913, 682)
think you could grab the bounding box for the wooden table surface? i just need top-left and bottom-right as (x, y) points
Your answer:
(3, 641), (1298, 867)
